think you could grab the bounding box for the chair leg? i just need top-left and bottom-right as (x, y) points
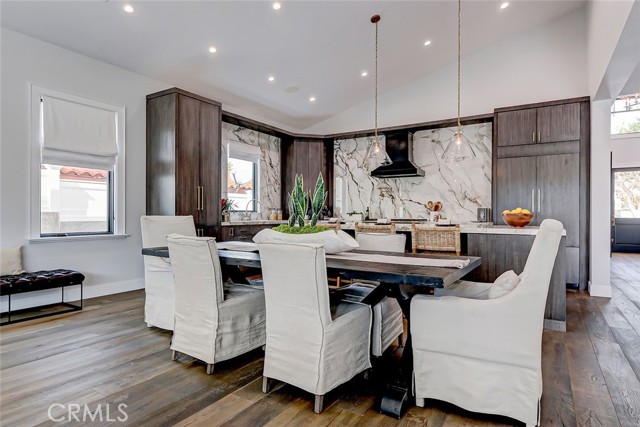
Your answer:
(171, 350), (178, 361)
(415, 397), (425, 407)
(397, 333), (404, 346)
(314, 394), (324, 414)
(206, 363), (214, 375)
(262, 376), (271, 393)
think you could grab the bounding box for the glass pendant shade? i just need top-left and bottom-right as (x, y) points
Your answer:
(365, 135), (391, 170)
(441, 0), (477, 163)
(442, 130), (476, 163)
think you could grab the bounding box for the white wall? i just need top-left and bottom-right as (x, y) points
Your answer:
(586, 0), (639, 297)
(304, 8), (588, 134)
(586, 0), (637, 99)
(0, 28), (168, 309)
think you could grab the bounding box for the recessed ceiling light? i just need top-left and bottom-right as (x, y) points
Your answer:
(500, 2), (509, 9)
(273, 2), (281, 10)
(123, 4), (134, 13)
(424, 40), (432, 46)
(268, 76), (275, 82)
(309, 96), (316, 102)
(208, 46), (217, 53)
(361, 71), (368, 77)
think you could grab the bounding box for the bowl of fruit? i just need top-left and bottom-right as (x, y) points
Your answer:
(502, 208), (534, 227)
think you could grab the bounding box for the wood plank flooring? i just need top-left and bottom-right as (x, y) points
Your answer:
(1, 253), (640, 426)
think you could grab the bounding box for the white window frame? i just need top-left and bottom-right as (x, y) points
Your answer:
(29, 84), (126, 240)
(227, 142), (260, 212)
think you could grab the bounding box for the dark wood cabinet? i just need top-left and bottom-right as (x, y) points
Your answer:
(281, 137), (333, 215)
(146, 88), (222, 236)
(493, 97), (589, 288)
(537, 103), (581, 143)
(462, 233), (567, 330)
(495, 157), (537, 215)
(496, 109), (537, 146)
(496, 102), (580, 146)
(536, 154), (580, 246)
(219, 224), (274, 242)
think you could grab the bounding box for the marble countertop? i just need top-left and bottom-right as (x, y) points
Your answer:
(340, 222), (565, 236)
(221, 220), (287, 226)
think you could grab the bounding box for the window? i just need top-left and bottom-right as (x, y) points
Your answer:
(613, 169), (640, 219)
(611, 93), (640, 135)
(30, 85), (125, 238)
(226, 142), (260, 211)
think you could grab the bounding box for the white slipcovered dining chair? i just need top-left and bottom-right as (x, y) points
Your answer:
(140, 215), (196, 330)
(410, 219), (564, 427)
(167, 234), (266, 374)
(258, 242), (372, 413)
(350, 232), (406, 357)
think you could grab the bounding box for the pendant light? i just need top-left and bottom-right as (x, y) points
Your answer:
(442, 0), (476, 162)
(365, 14), (392, 171)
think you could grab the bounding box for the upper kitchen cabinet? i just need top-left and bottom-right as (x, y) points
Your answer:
(281, 137), (333, 215)
(146, 88), (222, 237)
(496, 101), (581, 146)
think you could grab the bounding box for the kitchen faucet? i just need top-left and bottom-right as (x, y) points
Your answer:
(242, 199), (261, 220)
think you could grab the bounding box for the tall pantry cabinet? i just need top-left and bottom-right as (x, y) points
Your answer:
(493, 97), (590, 289)
(146, 88), (222, 237)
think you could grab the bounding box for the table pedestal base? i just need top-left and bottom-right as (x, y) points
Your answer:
(380, 383), (411, 418)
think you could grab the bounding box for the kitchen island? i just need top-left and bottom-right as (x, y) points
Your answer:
(342, 221), (567, 331)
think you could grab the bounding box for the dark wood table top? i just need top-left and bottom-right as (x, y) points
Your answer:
(142, 244), (481, 288)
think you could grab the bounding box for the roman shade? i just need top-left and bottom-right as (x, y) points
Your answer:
(228, 140), (260, 163)
(41, 96), (119, 169)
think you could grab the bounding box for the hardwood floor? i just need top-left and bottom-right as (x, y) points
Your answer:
(1, 253), (640, 426)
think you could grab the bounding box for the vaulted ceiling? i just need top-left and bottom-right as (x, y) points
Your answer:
(1, 0), (586, 131)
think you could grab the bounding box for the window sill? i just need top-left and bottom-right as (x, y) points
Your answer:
(611, 133), (640, 140)
(29, 234), (130, 244)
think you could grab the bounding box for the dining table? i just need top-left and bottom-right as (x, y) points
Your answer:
(142, 241), (481, 418)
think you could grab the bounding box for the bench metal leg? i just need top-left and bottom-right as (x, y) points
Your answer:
(1, 282), (83, 326)
(171, 350), (178, 361)
(206, 363), (215, 375)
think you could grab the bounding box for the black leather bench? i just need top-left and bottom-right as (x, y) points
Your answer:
(1, 269), (84, 325)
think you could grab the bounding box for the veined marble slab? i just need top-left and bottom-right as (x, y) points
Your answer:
(222, 123), (281, 219)
(334, 123), (492, 223)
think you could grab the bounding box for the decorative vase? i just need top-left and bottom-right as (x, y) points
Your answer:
(222, 212), (230, 222)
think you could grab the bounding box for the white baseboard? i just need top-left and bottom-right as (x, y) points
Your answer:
(588, 281), (612, 298)
(1, 278), (144, 312)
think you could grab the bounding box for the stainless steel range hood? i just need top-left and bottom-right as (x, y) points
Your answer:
(370, 131), (425, 178)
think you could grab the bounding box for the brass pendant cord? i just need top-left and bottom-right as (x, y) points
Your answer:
(373, 15), (379, 141)
(456, 0), (462, 134)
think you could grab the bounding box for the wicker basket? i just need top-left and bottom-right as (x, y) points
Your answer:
(411, 224), (461, 255)
(355, 223), (397, 234)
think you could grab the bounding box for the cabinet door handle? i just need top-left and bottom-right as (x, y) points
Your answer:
(196, 187), (200, 210)
(531, 188), (535, 212)
(537, 131), (541, 143)
(200, 186), (204, 211)
(538, 188), (541, 213)
(229, 227), (234, 237)
(533, 132), (536, 143)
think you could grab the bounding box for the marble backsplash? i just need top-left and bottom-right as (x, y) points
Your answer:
(222, 123), (281, 218)
(334, 123), (492, 223)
